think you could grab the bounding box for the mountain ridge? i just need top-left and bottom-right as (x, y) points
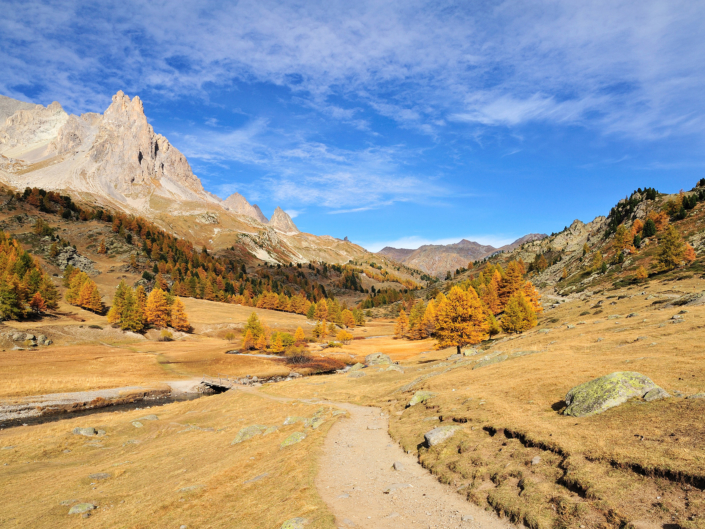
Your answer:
(378, 233), (547, 276)
(0, 91), (365, 265)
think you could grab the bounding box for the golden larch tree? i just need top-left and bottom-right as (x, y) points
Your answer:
(170, 297), (191, 332)
(341, 309), (355, 328)
(421, 299), (437, 337)
(657, 225), (686, 271)
(294, 327), (305, 344)
(395, 309), (409, 338)
(522, 281), (543, 314)
(314, 299), (329, 321)
(241, 329), (254, 350)
(498, 261), (524, 308)
(435, 286), (489, 355)
(255, 333), (267, 350)
(145, 287), (170, 328)
(501, 292), (536, 334)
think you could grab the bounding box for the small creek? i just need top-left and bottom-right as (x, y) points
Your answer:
(0, 393), (203, 430)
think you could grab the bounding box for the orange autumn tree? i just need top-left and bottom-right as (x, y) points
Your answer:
(498, 261), (524, 309)
(29, 292), (47, 314)
(294, 327), (305, 344)
(170, 297), (191, 332)
(522, 281), (543, 314)
(435, 286), (489, 355)
(482, 270), (502, 314)
(145, 287), (170, 328)
(395, 309), (409, 338)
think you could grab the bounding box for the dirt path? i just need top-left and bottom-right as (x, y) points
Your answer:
(235, 386), (514, 528)
(316, 402), (514, 529)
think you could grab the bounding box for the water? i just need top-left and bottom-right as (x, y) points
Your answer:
(0, 393), (204, 430)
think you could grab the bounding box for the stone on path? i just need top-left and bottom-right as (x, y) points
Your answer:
(68, 503), (96, 515)
(564, 371), (663, 417)
(392, 461), (405, 471)
(132, 421), (143, 428)
(424, 425), (461, 447)
(384, 483), (412, 494)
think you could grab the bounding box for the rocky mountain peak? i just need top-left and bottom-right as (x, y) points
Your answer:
(269, 207), (299, 234)
(223, 192), (268, 223)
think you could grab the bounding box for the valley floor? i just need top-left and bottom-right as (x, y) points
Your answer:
(1, 278), (705, 528)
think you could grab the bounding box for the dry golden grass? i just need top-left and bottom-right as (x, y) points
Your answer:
(0, 345), (172, 399)
(261, 277), (705, 527)
(0, 390), (339, 528)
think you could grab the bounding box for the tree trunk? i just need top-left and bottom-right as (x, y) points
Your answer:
(457, 345), (461, 355)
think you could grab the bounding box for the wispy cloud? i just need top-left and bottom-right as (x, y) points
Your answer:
(2, 0), (704, 141)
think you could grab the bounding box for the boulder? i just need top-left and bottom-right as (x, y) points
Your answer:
(73, 427), (97, 437)
(564, 372), (662, 417)
(280, 432), (306, 448)
(424, 425), (461, 447)
(68, 503), (96, 515)
(231, 425), (268, 444)
(348, 363), (365, 372)
(473, 355), (508, 370)
(644, 388), (671, 402)
(283, 416), (308, 426)
(407, 391), (436, 407)
(137, 414), (159, 421)
(131, 421), (143, 428)
(447, 354), (461, 361)
(365, 353), (391, 366)
(387, 365), (404, 373)
(281, 518), (307, 529)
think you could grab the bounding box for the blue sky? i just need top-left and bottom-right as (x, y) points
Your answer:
(2, 1), (705, 251)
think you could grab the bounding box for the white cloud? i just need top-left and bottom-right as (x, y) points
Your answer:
(284, 209), (302, 218)
(2, 0), (704, 140)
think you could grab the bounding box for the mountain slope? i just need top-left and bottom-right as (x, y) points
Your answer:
(379, 234), (547, 277)
(0, 91), (366, 265)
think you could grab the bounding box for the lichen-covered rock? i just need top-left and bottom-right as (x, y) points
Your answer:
(407, 391), (436, 407)
(424, 425), (461, 447)
(131, 421), (143, 428)
(348, 363), (365, 372)
(365, 352), (391, 366)
(72, 427), (98, 437)
(387, 365), (404, 373)
(283, 416), (308, 426)
(348, 371), (365, 378)
(68, 503), (96, 515)
(310, 416), (325, 429)
(472, 355), (508, 370)
(280, 432), (306, 448)
(231, 425), (267, 444)
(564, 372), (661, 417)
(281, 517), (307, 529)
(263, 426), (279, 435)
(644, 387), (671, 402)
(137, 414), (159, 421)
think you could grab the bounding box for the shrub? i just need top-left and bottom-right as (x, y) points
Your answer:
(284, 346), (311, 364)
(159, 329), (173, 341)
(142, 271), (154, 281)
(224, 331), (236, 342)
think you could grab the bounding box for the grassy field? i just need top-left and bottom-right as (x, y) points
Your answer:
(2, 276), (705, 527)
(261, 276), (705, 528)
(0, 390), (340, 528)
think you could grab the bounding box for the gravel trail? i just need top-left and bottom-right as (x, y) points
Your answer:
(315, 401), (514, 529)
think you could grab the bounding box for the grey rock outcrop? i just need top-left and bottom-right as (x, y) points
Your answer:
(365, 353), (391, 366)
(269, 207), (299, 234)
(564, 372), (663, 417)
(424, 425), (461, 447)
